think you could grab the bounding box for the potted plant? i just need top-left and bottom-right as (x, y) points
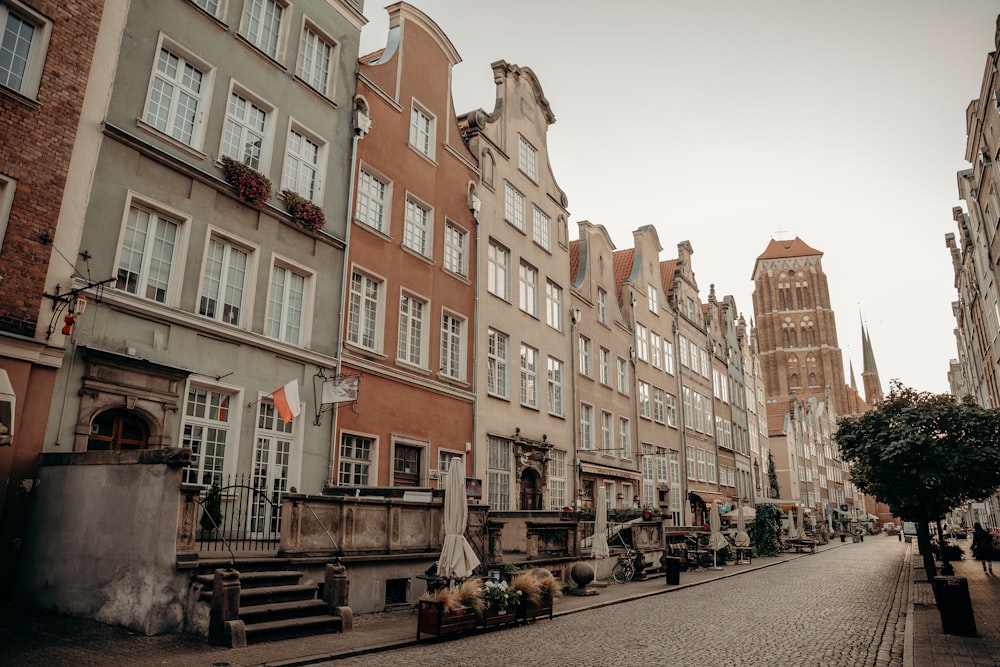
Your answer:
(511, 569), (561, 623)
(280, 189), (326, 231)
(481, 579), (520, 627)
(199, 483), (223, 540)
(219, 156), (272, 206)
(416, 579), (482, 639)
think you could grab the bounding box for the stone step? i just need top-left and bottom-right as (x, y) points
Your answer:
(244, 614), (341, 643)
(239, 583), (318, 606)
(194, 570), (304, 590)
(238, 598), (329, 624)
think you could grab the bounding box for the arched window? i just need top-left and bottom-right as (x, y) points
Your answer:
(790, 373), (799, 388)
(809, 372), (818, 387)
(782, 327), (790, 347)
(788, 327), (798, 347)
(778, 289), (786, 310)
(87, 409), (149, 451)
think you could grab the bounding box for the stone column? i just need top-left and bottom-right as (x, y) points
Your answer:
(209, 568), (241, 645)
(324, 559), (353, 631)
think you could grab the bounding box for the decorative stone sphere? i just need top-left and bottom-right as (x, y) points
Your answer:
(569, 562), (595, 588)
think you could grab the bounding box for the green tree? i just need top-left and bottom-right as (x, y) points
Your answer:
(766, 451), (780, 498)
(751, 503), (783, 557)
(834, 382), (1000, 578)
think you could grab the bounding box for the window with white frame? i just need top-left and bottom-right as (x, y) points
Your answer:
(580, 403), (594, 450)
(487, 240), (510, 300)
(0, 175), (14, 253)
(282, 124), (325, 203)
(647, 284), (658, 312)
(532, 205), (550, 250)
(617, 357), (628, 394)
(650, 331), (662, 369)
(578, 335), (592, 377)
(296, 23), (335, 96)
(487, 436), (512, 510)
(653, 387), (665, 423)
(266, 262), (308, 345)
(635, 323), (648, 361)
(548, 449), (567, 509)
(547, 357), (564, 417)
(693, 392), (703, 431)
(115, 201), (183, 304)
(356, 169), (389, 233)
(144, 41), (213, 148)
(443, 222), (468, 277)
(715, 416), (724, 445)
(639, 381), (651, 419)
(519, 261), (538, 316)
(409, 102), (434, 157)
(339, 433), (373, 486)
(545, 280), (562, 330)
(713, 369), (723, 399)
(440, 312), (464, 380)
(666, 392), (677, 427)
(181, 384), (236, 486)
(437, 450), (464, 478)
(697, 449), (707, 481)
(601, 410), (613, 454)
(403, 197), (432, 257)
(664, 339), (674, 374)
(520, 343), (538, 408)
(619, 417), (631, 459)
(669, 451), (681, 523)
(518, 134), (538, 181)
(704, 398), (714, 436)
(700, 349), (710, 378)
(199, 235), (251, 327)
(678, 334), (689, 367)
(689, 340), (699, 375)
(707, 451), (716, 483)
(487, 328), (509, 398)
(347, 269), (382, 351)
(686, 446), (696, 480)
(220, 86), (272, 171)
(656, 450), (669, 484)
(503, 181), (525, 232)
(190, 0), (220, 17)
(597, 288), (608, 324)
(398, 292), (426, 367)
(240, 0), (285, 58)
(683, 387), (693, 427)
(0, 0), (50, 98)
(642, 454), (655, 507)
(599, 347), (611, 386)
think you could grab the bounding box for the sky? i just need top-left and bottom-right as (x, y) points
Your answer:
(359, 0), (1000, 396)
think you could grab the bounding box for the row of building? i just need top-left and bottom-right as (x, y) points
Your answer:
(0, 0), (885, 614)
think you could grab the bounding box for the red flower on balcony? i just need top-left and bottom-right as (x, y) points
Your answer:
(220, 156), (272, 206)
(280, 189), (326, 232)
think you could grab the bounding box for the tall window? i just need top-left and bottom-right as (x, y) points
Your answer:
(266, 264), (307, 344)
(704, 396), (714, 436)
(356, 170), (388, 232)
(599, 347), (611, 386)
(545, 280), (562, 330)
(444, 223), (468, 276)
(653, 387), (665, 423)
(241, 0), (284, 58)
(440, 312), (463, 380)
(650, 331), (662, 368)
(221, 89), (269, 170)
(518, 134), (538, 181)
(296, 25), (333, 95)
(707, 451), (716, 483)
(666, 393), (678, 427)
(487, 436), (511, 511)
(0, 1), (51, 99)
(548, 449), (567, 509)
(635, 323), (648, 361)
(547, 357), (564, 417)
(697, 449), (707, 481)
(145, 45), (210, 147)
(199, 236), (249, 326)
(397, 293), (426, 366)
(403, 198), (431, 257)
(520, 344), (538, 407)
(339, 433), (373, 486)
(519, 262), (538, 316)
(678, 334), (689, 367)
(580, 403), (594, 450)
(578, 335), (592, 377)
(192, 0), (220, 17)
(393, 442), (422, 486)
(116, 203), (180, 304)
(282, 127), (323, 203)
(347, 270), (381, 351)
(409, 103), (434, 157)
(597, 288), (608, 324)
(670, 451), (682, 524)
(683, 387), (693, 427)
(532, 205), (550, 250)
(601, 411), (613, 454)
(487, 240), (510, 300)
(700, 350), (710, 378)
(181, 385), (234, 486)
(503, 182), (525, 231)
(647, 284), (658, 312)
(664, 339), (674, 374)
(686, 446), (696, 480)
(619, 417), (631, 459)
(487, 328), (509, 397)
(638, 381), (651, 419)
(617, 357), (628, 394)
(693, 393), (703, 431)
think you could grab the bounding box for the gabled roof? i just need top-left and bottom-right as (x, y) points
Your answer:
(569, 240), (580, 285)
(659, 259), (676, 295)
(360, 49), (384, 65)
(612, 248), (635, 306)
(752, 237), (822, 279)
(766, 399), (791, 436)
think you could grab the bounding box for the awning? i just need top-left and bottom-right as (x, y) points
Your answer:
(832, 507), (849, 516)
(579, 462), (641, 482)
(688, 490), (731, 505)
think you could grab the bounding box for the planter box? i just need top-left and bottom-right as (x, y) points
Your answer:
(416, 601), (477, 639)
(482, 605), (518, 628)
(518, 597), (553, 623)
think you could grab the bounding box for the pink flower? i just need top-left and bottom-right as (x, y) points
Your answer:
(220, 156), (272, 206)
(280, 189), (326, 231)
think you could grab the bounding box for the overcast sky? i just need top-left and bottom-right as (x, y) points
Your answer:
(360, 1), (1000, 396)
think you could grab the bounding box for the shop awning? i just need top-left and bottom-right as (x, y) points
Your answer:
(688, 490), (731, 505)
(832, 507), (849, 515)
(579, 462), (641, 482)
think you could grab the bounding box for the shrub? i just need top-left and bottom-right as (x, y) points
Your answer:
(220, 156), (272, 206)
(280, 189), (326, 231)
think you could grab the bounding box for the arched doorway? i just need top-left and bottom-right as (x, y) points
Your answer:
(87, 409), (149, 451)
(519, 467), (542, 510)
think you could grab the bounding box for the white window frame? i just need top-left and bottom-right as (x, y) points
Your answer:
(679, 334), (689, 367)
(403, 196), (432, 257)
(281, 120), (327, 204)
(487, 239), (510, 301)
(356, 167), (390, 233)
(296, 20), (337, 97)
(700, 349), (711, 379)
(0, 174), (16, 253)
(619, 417), (631, 459)
(580, 402), (595, 451)
(664, 339), (674, 374)
(597, 288), (608, 324)
(219, 82), (275, 172)
(518, 134), (538, 181)
(346, 268), (383, 352)
(443, 221), (468, 277)
(520, 343), (539, 408)
(339, 432), (376, 486)
(189, 0), (222, 18)
(617, 357), (628, 394)
(647, 284), (658, 312)
(635, 323), (648, 362)
(180, 379), (242, 486)
(532, 205), (550, 250)
(519, 261), (538, 316)
(504, 181), (526, 232)
(598, 347), (611, 386)
(545, 280), (563, 331)
(639, 381), (651, 419)
(601, 410), (613, 454)
(409, 100), (435, 158)
(547, 356), (564, 417)
(142, 36), (215, 150)
(440, 310), (465, 381)
(114, 193), (191, 308)
(650, 331), (662, 369)
(397, 291), (427, 368)
(653, 387), (665, 424)
(548, 449), (567, 509)
(487, 436), (512, 510)
(487, 327), (509, 398)
(240, 0), (287, 60)
(697, 449), (707, 482)
(0, 0), (52, 99)
(666, 393), (678, 427)
(197, 229), (257, 328)
(266, 256), (313, 346)
(579, 335), (592, 377)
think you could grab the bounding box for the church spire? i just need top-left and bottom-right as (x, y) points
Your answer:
(849, 360), (858, 392)
(860, 313), (884, 404)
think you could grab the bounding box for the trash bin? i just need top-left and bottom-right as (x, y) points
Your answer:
(664, 556), (681, 585)
(932, 576), (977, 636)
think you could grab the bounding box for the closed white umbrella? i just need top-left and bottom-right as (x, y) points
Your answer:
(796, 503), (807, 540)
(593, 487), (610, 558)
(733, 500), (751, 548)
(707, 500), (728, 570)
(437, 457), (481, 581)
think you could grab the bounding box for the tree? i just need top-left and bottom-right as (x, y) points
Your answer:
(766, 451), (780, 498)
(751, 503), (783, 557)
(834, 381), (1000, 578)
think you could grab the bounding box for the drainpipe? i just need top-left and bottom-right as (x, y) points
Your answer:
(470, 192), (480, 485)
(570, 305), (581, 511)
(673, 309), (690, 525)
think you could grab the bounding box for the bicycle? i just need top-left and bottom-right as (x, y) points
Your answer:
(610, 533), (639, 583)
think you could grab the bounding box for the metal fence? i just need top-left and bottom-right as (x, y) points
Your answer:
(194, 475), (282, 553)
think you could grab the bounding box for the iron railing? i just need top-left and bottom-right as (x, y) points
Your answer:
(194, 474), (282, 553)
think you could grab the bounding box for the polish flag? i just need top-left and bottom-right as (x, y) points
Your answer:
(271, 380), (301, 425)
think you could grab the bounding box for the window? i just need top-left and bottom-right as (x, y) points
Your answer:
(670, 451), (681, 524)
(487, 328), (509, 398)
(221, 87), (272, 171)
(580, 403), (594, 450)
(519, 262), (538, 316)
(650, 332), (662, 369)
(241, 0), (284, 59)
(115, 202), (182, 304)
(438, 450), (463, 477)
(356, 169), (389, 233)
(697, 449), (707, 481)
(548, 449), (567, 509)
(693, 393), (703, 431)
(88, 409), (149, 452)
(296, 24), (334, 96)
(181, 385), (235, 486)
(503, 181), (525, 232)
(199, 235), (250, 326)
(0, 175), (14, 252)
(686, 446), (696, 480)
(689, 340), (699, 374)
(664, 339), (674, 374)
(617, 357), (628, 394)
(144, 42), (212, 148)
(619, 417), (631, 459)
(347, 270), (382, 351)
(282, 124), (325, 203)
(703, 395), (713, 436)
(678, 335), (689, 367)
(266, 263), (308, 345)
(635, 323), (648, 361)
(547, 357), (564, 417)
(444, 222), (468, 277)
(707, 451), (716, 484)
(409, 102), (434, 157)
(639, 381), (651, 419)
(532, 205), (550, 250)
(545, 280), (562, 330)
(190, 0), (220, 16)
(601, 411), (613, 454)
(597, 288), (608, 324)
(648, 284), (658, 312)
(599, 347), (611, 385)
(520, 344), (538, 408)
(2, 2), (50, 97)
(397, 293), (426, 367)
(642, 455), (655, 508)
(339, 433), (373, 486)
(683, 387), (693, 426)
(440, 312), (464, 380)
(578, 335), (592, 377)
(403, 198), (432, 257)
(666, 393), (678, 427)
(487, 240), (510, 300)
(393, 442), (422, 486)
(700, 349), (710, 378)
(487, 436), (511, 510)
(518, 134), (538, 181)
(653, 387), (665, 424)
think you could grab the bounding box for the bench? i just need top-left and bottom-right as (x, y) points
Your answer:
(785, 539), (816, 554)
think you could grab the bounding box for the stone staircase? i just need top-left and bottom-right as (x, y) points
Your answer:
(192, 557), (345, 645)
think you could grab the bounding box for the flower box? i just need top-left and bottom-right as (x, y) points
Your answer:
(481, 604), (518, 628)
(416, 601), (477, 639)
(518, 597), (553, 623)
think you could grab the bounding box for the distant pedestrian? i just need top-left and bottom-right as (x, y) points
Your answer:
(972, 522), (994, 574)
